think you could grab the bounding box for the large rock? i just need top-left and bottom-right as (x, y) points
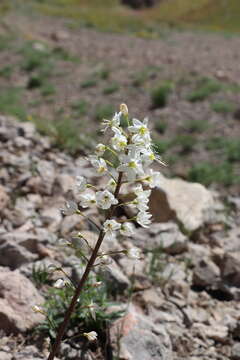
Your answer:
(0, 267), (44, 334)
(132, 222), (188, 255)
(149, 175), (217, 232)
(0, 238), (37, 269)
(111, 304), (172, 360)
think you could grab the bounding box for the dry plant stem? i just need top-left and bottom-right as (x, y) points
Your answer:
(47, 172), (123, 360)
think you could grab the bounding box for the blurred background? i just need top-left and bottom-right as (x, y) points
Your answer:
(0, 0), (240, 193)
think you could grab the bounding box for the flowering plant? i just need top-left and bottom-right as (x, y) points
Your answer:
(46, 104), (164, 359)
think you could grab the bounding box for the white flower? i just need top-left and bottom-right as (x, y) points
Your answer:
(126, 248), (141, 259)
(103, 219), (121, 240)
(142, 169), (161, 188)
(99, 255), (113, 266)
(32, 305), (45, 315)
(141, 149), (156, 167)
(83, 331), (98, 341)
(96, 190), (118, 210)
(117, 150), (143, 182)
(60, 201), (78, 216)
(111, 127), (127, 152)
(131, 185), (151, 211)
(95, 143), (106, 156)
(75, 176), (87, 192)
(102, 112), (121, 131)
(87, 301), (97, 320)
(54, 279), (67, 289)
(79, 193), (96, 208)
(89, 156), (108, 175)
(136, 211), (152, 228)
(128, 118), (151, 144)
(32, 305), (42, 313)
(120, 222), (134, 236)
(106, 179), (117, 192)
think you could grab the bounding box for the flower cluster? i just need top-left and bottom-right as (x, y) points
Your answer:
(62, 104), (163, 243)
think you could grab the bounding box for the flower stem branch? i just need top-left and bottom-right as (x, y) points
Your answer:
(47, 172), (123, 360)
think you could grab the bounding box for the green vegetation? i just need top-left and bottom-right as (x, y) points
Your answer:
(40, 82), (56, 97)
(103, 82), (119, 95)
(173, 134), (195, 154)
(31, 115), (92, 154)
(155, 119), (168, 134)
(0, 87), (27, 121)
(38, 270), (122, 350)
(30, 0), (240, 34)
(0, 65), (13, 79)
(211, 101), (236, 114)
(151, 81), (174, 108)
(152, 139), (172, 155)
(188, 161), (240, 186)
(184, 119), (209, 133)
(206, 137), (240, 162)
(71, 100), (88, 116)
(81, 78), (98, 88)
(94, 104), (115, 122)
(187, 77), (222, 102)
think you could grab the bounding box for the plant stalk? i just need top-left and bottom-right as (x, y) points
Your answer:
(47, 172), (123, 360)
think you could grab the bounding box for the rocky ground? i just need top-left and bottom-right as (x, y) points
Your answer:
(0, 115), (240, 360)
(0, 11), (240, 192)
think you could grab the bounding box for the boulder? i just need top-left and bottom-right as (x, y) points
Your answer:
(110, 304), (172, 360)
(131, 222), (188, 255)
(149, 174), (217, 232)
(0, 267), (44, 334)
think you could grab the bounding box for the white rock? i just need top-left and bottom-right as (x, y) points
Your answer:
(150, 174), (217, 232)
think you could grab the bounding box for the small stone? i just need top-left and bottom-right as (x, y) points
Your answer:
(0, 185), (9, 212)
(232, 343), (240, 359)
(193, 258), (220, 288)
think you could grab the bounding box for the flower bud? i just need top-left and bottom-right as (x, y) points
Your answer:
(83, 331), (98, 341)
(120, 103), (128, 116)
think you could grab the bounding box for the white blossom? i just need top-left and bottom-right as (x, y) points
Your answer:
(128, 118), (151, 144)
(60, 201), (78, 216)
(75, 176), (87, 192)
(117, 150), (143, 182)
(103, 219), (121, 240)
(54, 279), (67, 289)
(89, 156), (108, 175)
(99, 255), (113, 266)
(87, 301), (97, 320)
(95, 143), (106, 156)
(32, 305), (45, 315)
(102, 112), (121, 131)
(136, 211), (152, 228)
(83, 331), (98, 341)
(142, 169), (161, 188)
(79, 193), (96, 208)
(120, 222), (134, 236)
(111, 127), (128, 152)
(106, 179), (117, 192)
(126, 248), (141, 259)
(96, 190), (118, 210)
